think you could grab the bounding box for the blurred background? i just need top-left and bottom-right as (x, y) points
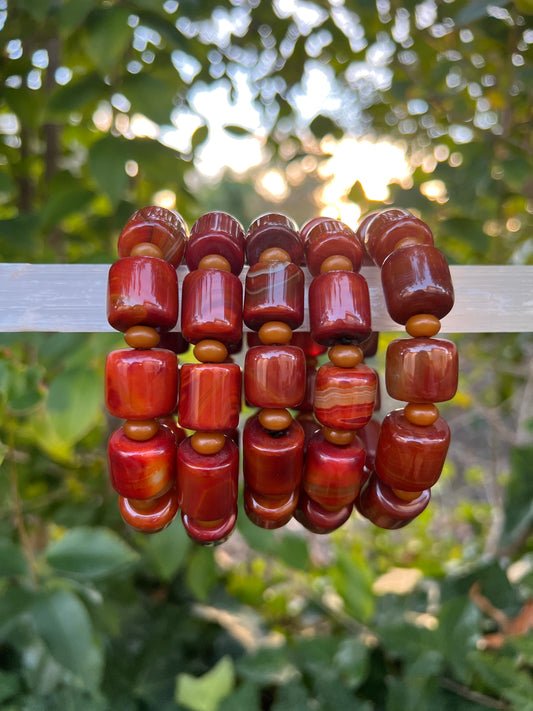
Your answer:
(0, 1), (532, 709)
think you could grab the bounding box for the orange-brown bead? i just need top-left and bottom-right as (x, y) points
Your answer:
(197, 254), (232, 271)
(190, 431), (226, 455)
(123, 419), (160, 441)
(258, 408), (293, 431)
(130, 242), (164, 259)
(403, 402), (440, 426)
(328, 344), (364, 368)
(393, 236), (424, 251)
(322, 426), (356, 446)
(319, 254), (354, 273)
(392, 488), (424, 502)
(193, 339), (228, 363)
(124, 325), (161, 349)
(258, 247), (291, 263)
(258, 321), (293, 345)
(405, 314), (442, 338)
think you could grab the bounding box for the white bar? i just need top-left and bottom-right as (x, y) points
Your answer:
(0, 263), (531, 333)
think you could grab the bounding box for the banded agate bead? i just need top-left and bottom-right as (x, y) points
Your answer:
(246, 213), (304, 265)
(244, 261), (304, 331)
(117, 206), (187, 267)
(304, 219), (363, 276)
(314, 362), (377, 430)
(186, 211), (245, 275)
(363, 209), (433, 267)
(356, 474), (430, 529)
(119, 488), (180, 533)
(244, 345), (305, 408)
(178, 363), (241, 431)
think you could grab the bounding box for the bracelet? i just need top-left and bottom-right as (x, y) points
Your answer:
(105, 205), (457, 543)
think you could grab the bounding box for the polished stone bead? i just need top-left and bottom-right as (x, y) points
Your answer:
(289, 331), (328, 357)
(309, 271), (372, 345)
(108, 425), (176, 499)
(244, 486), (298, 529)
(356, 473), (430, 529)
(119, 487), (180, 533)
(303, 431), (366, 510)
(381, 244), (454, 324)
(295, 413), (321, 456)
(295, 493), (353, 534)
(357, 417), (381, 474)
(361, 331), (380, 358)
(186, 211), (245, 275)
(246, 213), (304, 265)
(181, 268), (243, 346)
(300, 216), (329, 242)
(314, 362), (377, 430)
(244, 345), (305, 408)
(158, 415), (187, 444)
(244, 261), (304, 331)
(305, 218), (363, 276)
(107, 256), (178, 332)
(105, 348), (178, 419)
(294, 360), (317, 413)
(178, 363), (241, 431)
(158, 331), (190, 354)
(363, 209), (433, 267)
(386, 337), (458, 402)
(375, 409), (450, 490)
(117, 206), (187, 267)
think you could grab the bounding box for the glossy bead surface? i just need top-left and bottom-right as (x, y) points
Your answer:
(193, 339), (228, 363)
(158, 416), (187, 444)
(309, 271), (372, 345)
(119, 488), (179, 533)
(303, 431), (366, 510)
(320, 255), (353, 273)
(181, 268), (243, 346)
(375, 409), (450, 490)
(322, 427), (356, 446)
(259, 247), (291, 263)
(363, 209), (433, 266)
(258, 321), (293, 345)
(295, 413), (321, 456)
(328, 344), (363, 368)
(295, 493), (352, 534)
(105, 348), (178, 419)
(314, 363), (377, 430)
(198, 254), (231, 271)
(385, 337), (458, 403)
(357, 417), (381, 474)
(118, 206), (187, 267)
(190, 431), (226, 455)
(404, 403), (440, 426)
(244, 345), (305, 408)
(244, 487), (298, 529)
(246, 213), (304, 265)
(178, 363), (241, 431)
(381, 244), (454, 324)
(361, 332), (379, 358)
(258, 408), (293, 431)
(107, 257), (178, 332)
(186, 211), (245, 275)
(244, 261), (304, 331)
(124, 325), (160, 349)
(289, 331), (328, 357)
(405, 314), (441, 338)
(123, 418), (160, 441)
(158, 332), (190, 354)
(305, 219), (363, 276)
(356, 473), (430, 529)
(108, 426), (176, 499)
(295, 361), (317, 413)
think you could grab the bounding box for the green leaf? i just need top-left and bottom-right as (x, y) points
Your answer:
(122, 72), (176, 125)
(0, 539), (28, 578)
(47, 74), (105, 116)
(191, 124), (209, 152)
(271, 681), (313, 710)
(46, 527), (139, 580)
(84, 8), (133, 77)
(46, 366), (103, 446)
(175, 656), (235, 711)
(329, 548), (375, 622)
(0, 669), (20, 703)
(88, 135), (129, 205)
(39, 187), (95, 229)
(218, 682), (261, 711)
(0, 171), (15, 196)
(141, 518), (191, 582)
(310, 115), (342, 140)
(223, 125), (252, 137)
(185, 546), (217, 601)
(437, 597), (480, 684)
(501, 446), (533, 550)
(334, 638), (370, 689)
(236, 647), (298, 685)
(59, 0), (98, 33)
(277, 534), (309, 571)
(136, 9), (187, 46)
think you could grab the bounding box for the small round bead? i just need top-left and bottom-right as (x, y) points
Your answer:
(392, 488), (424, 502)
(258, 408), (293, 431)
(258, 247), (291, 263)
(130, 242), (164, 259)
(123, 419), (160, 441)
(328, 344), (364, 368)
(197, 254), (232, 271)
(320, 255), (353, 273)
(258, 321), (293, 345)
(404, 402), (440, 426)
(190, 431), (226, 455)
(124, 325), (161, 349)
(322, 427), (356, 446)
(394, 236), (424, 250)
(193, 339), (228, 363)
(405, 314), (442, 338)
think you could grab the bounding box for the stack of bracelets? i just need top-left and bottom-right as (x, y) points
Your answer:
(105, 205), (458, 544)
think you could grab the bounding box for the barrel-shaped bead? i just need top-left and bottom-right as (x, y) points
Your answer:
(244, 261), (304, 331)
(295, 493), (353, 534)
(244, 487), (298, 529)
(117, 206), (187, 267)
(244, 345), (305, 408)
(186, 211), (245, 275)
(119, 488), (180, 533)
(305, 219), (363, 275)
(178, 363), (241, 431)
(246, 213), (304, 265)
(356, 473), (430, 529)
(363, 209), (433, 266)
(314, 363), (377, 430)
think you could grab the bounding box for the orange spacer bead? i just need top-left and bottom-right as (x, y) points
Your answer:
(258, 408), (293, 431)
(190, 431), (226, 455)
(404, 403), (440, 426)
(392, 488), (424, 502)
(405, 314), (442, 338)
(124, 325), (161, 349)
(258, 247), (292, 263)
(258, 321), (293, 345)
(328, 344), (364, 368)
(123, 419), (160, 441)
(393, 236), (424, 251)
(319, 254), (354, 273)
(322, 426), (356, 446)
(130, 242), (164, 259)
(198, 254), (232, 271)
(193, 339), (228, 363)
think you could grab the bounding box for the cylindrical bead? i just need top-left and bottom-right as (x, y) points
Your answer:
(246, 213), (304, 265)
(186, 211), (245, 275)
(244, 487), (298, 529)
(314, 363), (377, 430)
(357, 417), (381, 474)
(289, 331), (328, 357)
(244, 345), (305, 408)
(117, 206), (187, 267)
(356, 473), (430, 529)
(244, 261), (304, 331)
(119, 488), (180, 533)
(363, 210), (433, 266)
(295, 493), (352, 534)
(178, 363), (241, 431)
(305, 219), (363, 276)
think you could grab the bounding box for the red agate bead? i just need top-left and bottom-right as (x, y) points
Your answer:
(305, 219), (363, 276)
(108, 425), (176, 499)
(244, 261), (304, 331)
(303, 431), (366, 511)
(105, 348), (178, 419)
(186, 211), (245, 275)
(363, 209), (433, 267)
(375, 409), (450, 491)
(289, 331), (328, 357)
(117, 206), (187, 267)
(107, 257), (178, 332)
(295, 493), (353, 534)
(381, 244), (454, 324)
(386, 337), (458, 403)
(314, 362), (377, 430)
(119, 487), (179, 533)
(356, 473), (430, 529)
(357, 417), (381, 475)
(244, 345), (305, 408)
(178, 363), (241, 431)
(246, 213), (304, 265)
(181, 268), (243, 346)
(244, 487), (298, 529)
(309, 271), (371, 345)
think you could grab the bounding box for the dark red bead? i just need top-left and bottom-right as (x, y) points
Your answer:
(357, 417), (381, 474)
(246, 213), (304, 265)
(300, 216), (330, 242)
(107, 256), (178, 332)
(356, 473), (430, 529)
(119, 487), (180, 533)
(117, 206), (187, 267)
(314, 363), (377, 430)
(295, 413), (321, 456)
(295, 493), (353, 534)
(309, 271), (371, 345)
(294, 360), (317, 413)
(360, 332), (380, 358)
(158, 332), (190, 354)
(186, 211), (245, 275)
(158, 416), (187, 444)
(181, 269), (243, 346)
(363, 209), (433, 267)
(244, 261), (304, 331)
(244, 345), (305, 408)
(178, 362), (241, 431)
(244, 486), (298, 529)
(305, 219), (363, 276)
(289, 331), (328, 357)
